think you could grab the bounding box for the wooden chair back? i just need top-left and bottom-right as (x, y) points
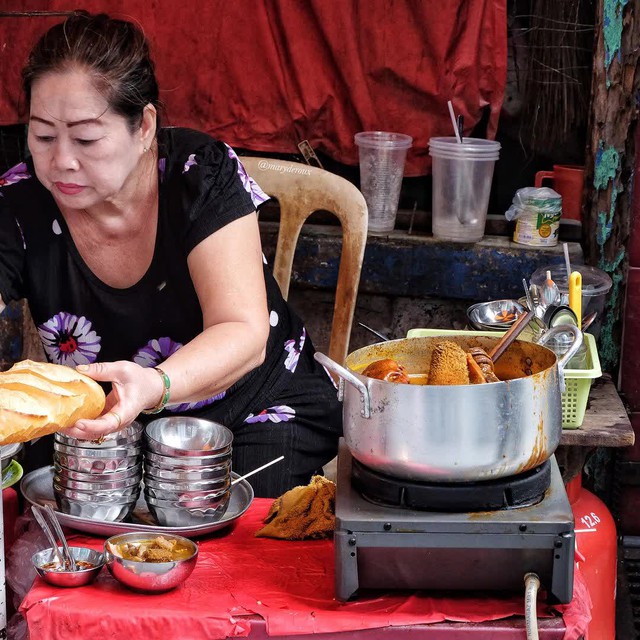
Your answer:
(242, 157), (368, 365)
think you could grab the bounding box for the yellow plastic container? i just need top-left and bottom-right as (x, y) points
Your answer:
(405, 329), (601, 429)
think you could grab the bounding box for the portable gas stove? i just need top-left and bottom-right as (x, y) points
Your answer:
(334, 439), (575, 603)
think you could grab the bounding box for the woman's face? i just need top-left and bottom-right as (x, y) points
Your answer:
(27, 68), (149, 209)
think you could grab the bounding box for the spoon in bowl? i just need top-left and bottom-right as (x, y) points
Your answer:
(31, 505), (68, 570)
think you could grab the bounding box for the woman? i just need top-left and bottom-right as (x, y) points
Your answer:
(0, 12), (342, 497)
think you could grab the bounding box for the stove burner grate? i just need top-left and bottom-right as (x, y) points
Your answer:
(351, 459), (552, 512)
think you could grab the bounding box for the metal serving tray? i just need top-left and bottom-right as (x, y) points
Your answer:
(21, 466), (254, 538)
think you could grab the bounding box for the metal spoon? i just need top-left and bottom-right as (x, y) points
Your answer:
(44, 504), (76, 571)
(31, 505), (67, 569)
(541, 270), (560, 307)
(231, 455), (285, 486)
(581, 311), (597, 332)
(358, 322), (391, 342)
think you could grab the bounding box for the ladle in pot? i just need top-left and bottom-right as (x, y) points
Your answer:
(487, 308), (536, 363)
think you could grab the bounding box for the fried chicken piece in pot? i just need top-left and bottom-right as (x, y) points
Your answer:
(362, 358), (410, 384)
(427, 341), (470, 385)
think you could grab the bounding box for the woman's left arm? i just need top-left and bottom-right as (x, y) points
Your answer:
(65, 212), (270, 439)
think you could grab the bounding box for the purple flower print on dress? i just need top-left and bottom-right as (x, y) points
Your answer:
(225, 144), (269, 208)
(245, 405), (296, 424)
(38, 312), (101, 366)
(284, 328), (306, 373)
(158, 157), (166, 182)
(183, 154), (197, 174)
(0, 162), (31, 187)
(132, 337), (226, 412)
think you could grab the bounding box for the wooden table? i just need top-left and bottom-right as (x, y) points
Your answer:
(556, 376), (634, 483)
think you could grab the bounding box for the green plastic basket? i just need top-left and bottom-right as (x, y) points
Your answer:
(405, 328), (602, 429)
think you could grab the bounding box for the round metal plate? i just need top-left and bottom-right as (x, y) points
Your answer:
(20, 465), (253, 538)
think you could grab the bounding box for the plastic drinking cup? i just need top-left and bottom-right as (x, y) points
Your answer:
(355, 131), (413, 233)
(428, 137), (501, 242)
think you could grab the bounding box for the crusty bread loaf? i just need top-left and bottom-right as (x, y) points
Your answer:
(0, 360), (106, 444)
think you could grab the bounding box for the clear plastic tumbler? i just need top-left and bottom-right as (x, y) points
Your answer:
(355, 131), (413, 233)
(428, 137), (501, 242)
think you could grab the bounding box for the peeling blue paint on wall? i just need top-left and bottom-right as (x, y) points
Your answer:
(598, 248), (625, 369)
(594, 143), (621, 249)
(603, 0), (629, 83)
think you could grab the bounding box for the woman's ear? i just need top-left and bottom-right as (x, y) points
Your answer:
(140, 103), (157, 150)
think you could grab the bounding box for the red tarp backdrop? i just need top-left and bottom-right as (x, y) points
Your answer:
(0, 0), (506, 175)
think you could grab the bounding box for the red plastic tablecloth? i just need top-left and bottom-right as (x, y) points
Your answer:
(20, 499), (591, 640)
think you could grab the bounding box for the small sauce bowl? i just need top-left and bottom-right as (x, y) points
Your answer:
(32, 546), (104, 587)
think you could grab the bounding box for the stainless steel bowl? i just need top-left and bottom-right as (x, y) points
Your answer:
(145, 450), (231, 469)
(55, 495), (138, 522)
(53, 472), (141, 492)
(55, 422), (143, 449)
(145, 486), (229, 508)
(54, 461), (142, 482)
(145, 493), (230, 527)
(143, 481), (230, 503)
(143, 460), (231, 482)
(54, 483), (140, 501)
(54, 452), (142, 475)
(104, 532), (198, 592)
(1, 443), (23, 471)
(32, 546), (104, 587)
(467, 299), (526, 331)
(145, 417), (233, 457)
(143, 475), (229, 493)
(54, 442), (142, 459)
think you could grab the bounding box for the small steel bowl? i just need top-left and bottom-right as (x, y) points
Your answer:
(143, 475), (230, 494)
(54, 442), (142, 459)
(55, 495), (138, 522)
(145, 486), (230, 510)
(145, 417), (233, 457)
(32, 546), (104, 587)
(144, 459), (231, 482)
(53, 472), (141, 492)
(467, 299), (525, 330)
(145, 493), (230, 527)
(104, 532), (198, 593)
(55, 422), (144, 449)
(143, 481), (230, 503)
(54, 451), (142, 475)
(145, 450), (232, 469)
(1, 442), (23, 471)
(54, 482), (140, 501)
(54, 461), (142, 483)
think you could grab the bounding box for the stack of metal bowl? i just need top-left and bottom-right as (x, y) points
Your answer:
(53, 422), (143, 522)
(143, 417), (233, 527)
(466, 299), (526, 331)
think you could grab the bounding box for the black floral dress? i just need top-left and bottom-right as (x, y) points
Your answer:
(0, 127), (342, 497)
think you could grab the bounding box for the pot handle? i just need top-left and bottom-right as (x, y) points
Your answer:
(314, 352), (371, 418)
(537, 324), (583, 392)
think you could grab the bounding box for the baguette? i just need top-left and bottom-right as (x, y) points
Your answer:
(0, 360), (106, 445)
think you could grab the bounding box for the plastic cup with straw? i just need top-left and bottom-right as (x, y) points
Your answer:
(563, 243), (572, 279)
(447, 100), (462, 144)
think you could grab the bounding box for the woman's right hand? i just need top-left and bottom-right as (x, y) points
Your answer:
(63, 360), (164, 440)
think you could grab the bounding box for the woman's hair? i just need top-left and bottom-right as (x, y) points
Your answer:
(22, 11), (160, 133)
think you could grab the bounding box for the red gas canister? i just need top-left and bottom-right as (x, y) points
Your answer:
(566, 474), (617, 640)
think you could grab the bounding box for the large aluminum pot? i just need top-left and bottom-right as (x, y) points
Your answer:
(315, 326), (581, 482)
